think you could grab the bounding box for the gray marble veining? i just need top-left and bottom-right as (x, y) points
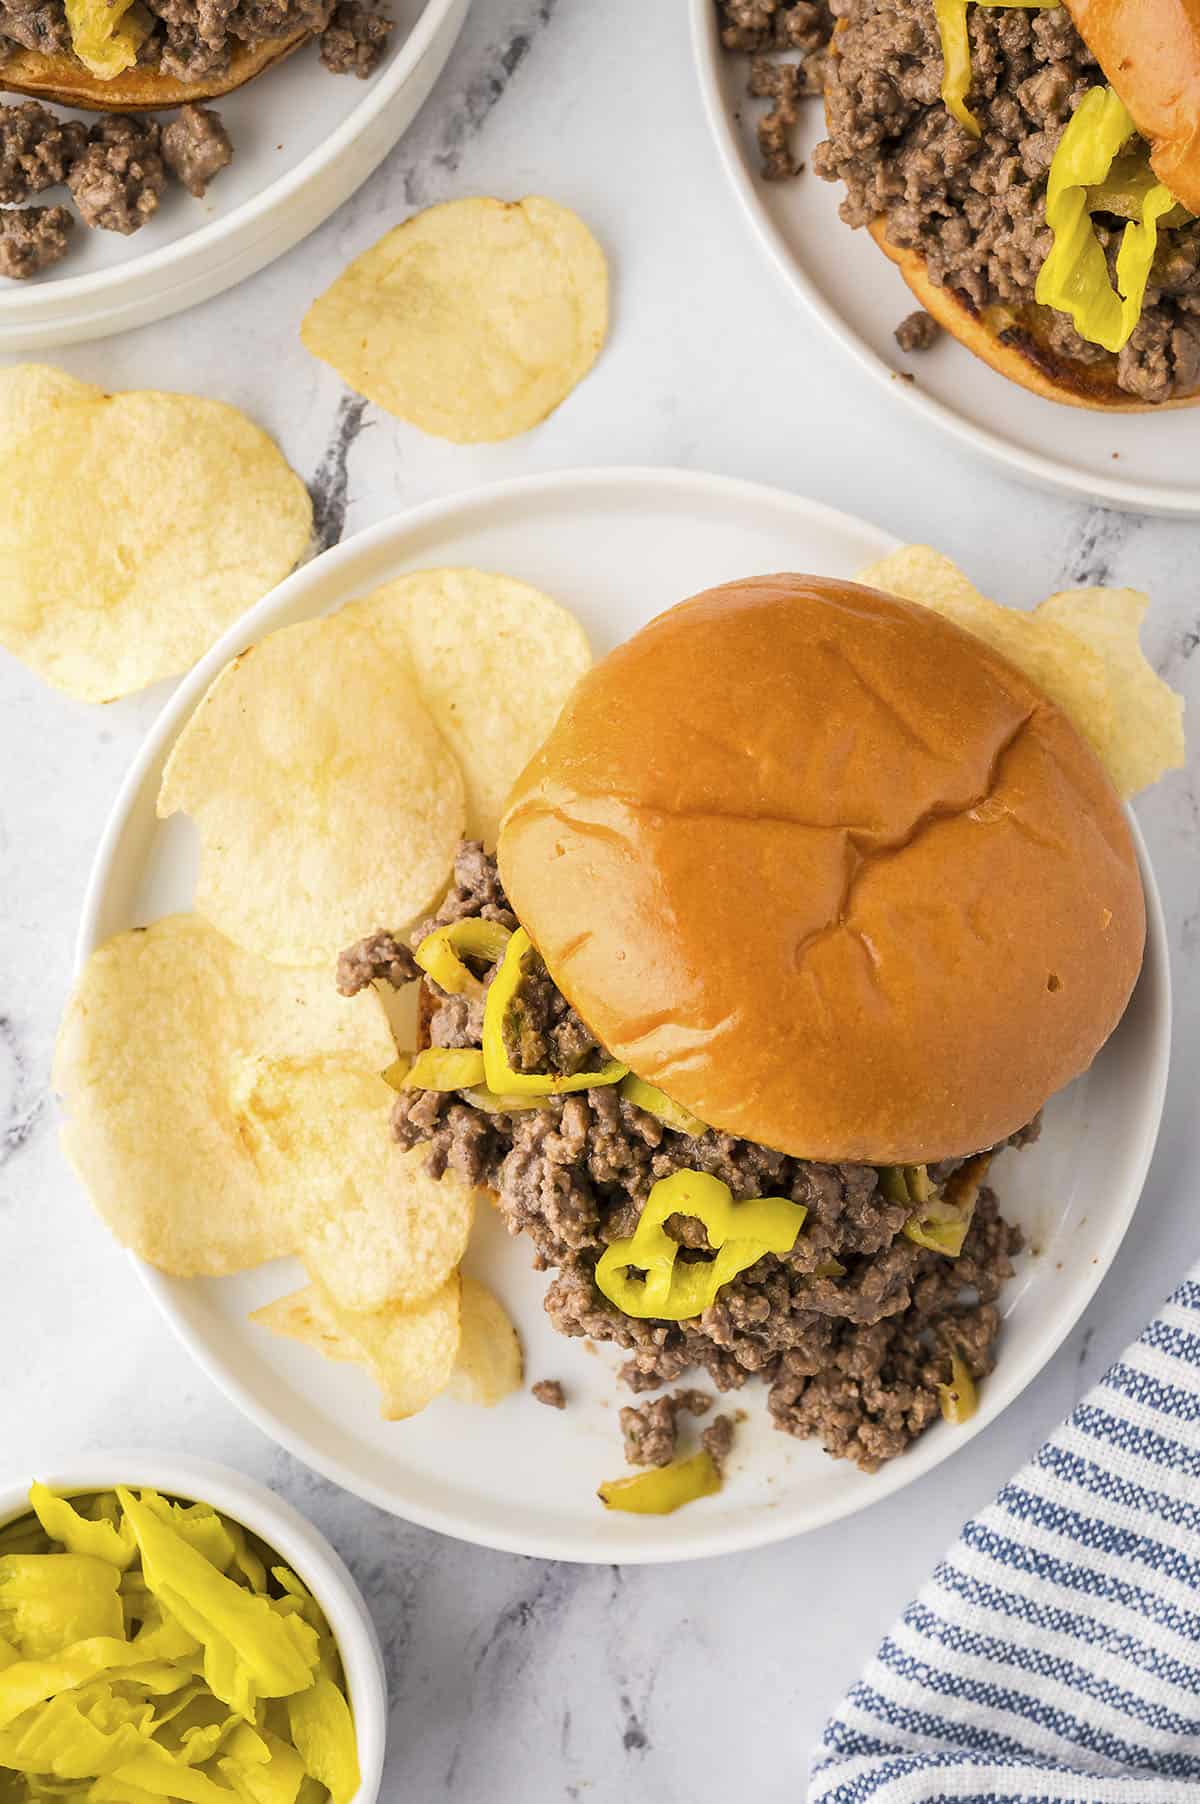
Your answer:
(2, 2), (1199, 1799)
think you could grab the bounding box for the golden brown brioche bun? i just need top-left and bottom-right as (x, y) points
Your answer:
(498, 576), (1145, 1165)
(1065, 0), (1200, 215)
(0, 26), (310, 110)
(871, 221), (1200, 412)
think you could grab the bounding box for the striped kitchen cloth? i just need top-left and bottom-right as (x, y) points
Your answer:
(810, 1271), (1200, 1804)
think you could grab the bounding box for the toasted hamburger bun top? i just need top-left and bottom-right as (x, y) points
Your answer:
(1065, 0), (1200, 215)
(498, 576), (1145, 1165)
(0, 26), (309, 110)
(872, 221), (1200, 412)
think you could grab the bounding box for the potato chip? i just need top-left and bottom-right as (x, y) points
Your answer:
(0, 363), (103, 444)
(231, 1053), (475, 1310)
(446, 1278), (523, 1407)
(858, 546), (1184, 797)
(344, 569), (591, 841)
(255, 1279), (462, 1420)
(0, 384), (312, 702)
(1035, 587), (1185, 799)
(250, 1289), (357, 1364)
(53, 916), (395, 1275)
(300, 196), (608, 443)
(157, 611), (465, 966)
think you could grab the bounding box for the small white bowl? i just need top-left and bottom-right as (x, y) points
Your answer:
(0, 1452), (386, 1804)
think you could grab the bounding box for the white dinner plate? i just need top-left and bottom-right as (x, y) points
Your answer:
(691, 0), (1200, 517)
(0, 0), (467, 349)
(77, 466), (1171, 1563)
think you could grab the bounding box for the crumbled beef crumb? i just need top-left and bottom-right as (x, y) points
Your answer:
(895, 309), (940, 353)
(620, 1397), (680, 1468)
(673, 1388), (714, 1418)
(0, 101), (85, 205)
(747, 57), (805, 181)
(531, 1378), (566, 1409)
(160, 103), (232, 198)
(67, 117), (165, 235)
(0, 203), (71, 278)
(337, 930), (420, 996)
(0, 0), (70, 57)
(319, 0), (391, 76)
(702, 1414), (735, 1472)
(363, 846), (1030, 1473)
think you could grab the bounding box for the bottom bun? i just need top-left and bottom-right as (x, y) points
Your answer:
(871, 219), (1200, 413)
(0, 27), (311, 110)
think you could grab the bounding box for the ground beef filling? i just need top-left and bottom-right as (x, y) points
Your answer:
(0, 0), (393, 79)
(348, 842), (1027, 1473)
(723, 0), (1200, 403)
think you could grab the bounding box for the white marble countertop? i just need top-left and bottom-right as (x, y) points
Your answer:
(2, 1), (1199, 1797)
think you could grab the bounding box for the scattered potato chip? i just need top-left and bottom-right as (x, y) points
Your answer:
(0, 380), (312, 702)
(254, 1279), (462, 1420)
(231, 1054), (475, 1311)
(1036, 587), (1186, 799)
(301, 196), (608, 443)
(0, 363), (103, 444)
(446, 1278), (523, 1406)
(344, 569), (591, 840)
(858, 546), (1184, 797)
(53, 916), (395, 1275)
(157, 611), (465, 966)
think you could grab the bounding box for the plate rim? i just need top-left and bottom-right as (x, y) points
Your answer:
(73, 463), (1173, 1563)
(0, 0), (465, 319)
(688, 0), (1200, 519)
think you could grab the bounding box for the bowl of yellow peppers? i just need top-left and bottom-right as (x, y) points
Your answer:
(0, 1453), (386, 1804)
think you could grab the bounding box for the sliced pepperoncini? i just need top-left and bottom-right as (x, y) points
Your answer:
(481, 928), (627, 1096)
(414, 919), (512, 997)
(594, 1169), (807, 1322)
(618, 1075), (707, 1138)
(938, 1348), (979, 1424)
(402, 1048), (486, 1092)
(1036, 85), (1180, 353)
(934, 0), (1055, 138)
(65, 0), (148, 78)
(379, 1057), (412, 1093)
(597, 1451), (722, 1515)
(459, 1085), (546, 1114)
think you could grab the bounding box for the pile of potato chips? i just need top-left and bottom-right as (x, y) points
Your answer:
(55, 567), (592, 1420)
(0, 366), (312, 703)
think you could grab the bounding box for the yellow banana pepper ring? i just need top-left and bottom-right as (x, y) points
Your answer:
(618, 1075), (707, 1138)
(938, 1348), (979, 1424)
(934, 0), (1054, 138)
(65, 0), (147, 78)
(414, 919), (512, 997)
(595, 1169), (807, 1322)
(482, 928), (627, 1096)
(1036, 85), (1179, 353)
(597, 1452), (722, 1515)
(402, 1048), (486, 1092)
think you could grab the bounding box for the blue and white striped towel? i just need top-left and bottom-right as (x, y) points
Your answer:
(810, 1271), (1200, 1803)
